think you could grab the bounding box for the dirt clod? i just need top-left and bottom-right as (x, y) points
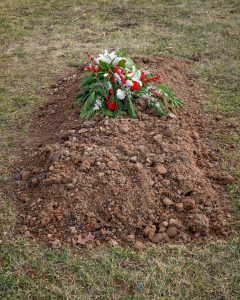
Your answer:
(188, 214), (210, 235)
(133, 240), (146, 251)
(166, 226), (179, 238)
(162, 198), (174, 207)
(156, 164), (167, 175)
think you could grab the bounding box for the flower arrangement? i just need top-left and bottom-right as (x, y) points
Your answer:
(77, 50), (183, 119)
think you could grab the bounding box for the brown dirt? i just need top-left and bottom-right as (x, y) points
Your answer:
(11, 56), (235, 248)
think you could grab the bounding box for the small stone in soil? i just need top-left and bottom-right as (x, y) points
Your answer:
(69, 226), (77, 234)
(125, 234), (135, 242)
(130, 156), (138, 163)
(51, 239), (61, 248)
(121, 124), (129, 133)
(109, 239), (118, 246)
(82, 121), (95, 128)
(162, 198), (173, 206)
(153, 134), (163, 145)
(184, 198), (196, 210)
(133, 240), (146, 251)
(20, 170), (31, 181)
(143, 225), (156, 240)
(151, 233), (170, 243)
(161, 220), (169, 227)
(166, 226), (178, 238)
(169, 218), (182, 228)
(189, 214), (209, 235)
(175, 203), (184, 212)
(107, 161), (120, 170)
(156, 164), (167, 175)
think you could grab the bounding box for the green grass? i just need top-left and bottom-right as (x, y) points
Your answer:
(1, 239), (240, 299)
(0, 0), (239, 299)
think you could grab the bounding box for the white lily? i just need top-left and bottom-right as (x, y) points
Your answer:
(114, 73), (122, 83)
(93, 97), (103, 111)
(96, 50), (123, 65)
(116, 89), (126, 100)
(128, 66), (142, 86)
(126, 80), (133, 87)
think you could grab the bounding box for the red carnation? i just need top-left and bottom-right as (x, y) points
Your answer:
(109, 88), (113, 95)
(130, 80), (140, 91)
(140, 71), (145, 81)
(106, 100), (117, 111)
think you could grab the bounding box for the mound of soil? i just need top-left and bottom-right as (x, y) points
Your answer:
(13, 57), (234, 248)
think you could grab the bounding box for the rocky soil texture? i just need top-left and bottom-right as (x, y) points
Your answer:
(13, 57), (234, 248)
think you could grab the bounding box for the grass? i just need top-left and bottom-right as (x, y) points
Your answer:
(0, 0), (239, 299)
(1, 240), (239, 299)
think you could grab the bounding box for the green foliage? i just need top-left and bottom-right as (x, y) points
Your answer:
(79, 91), (96, 119)
(156, 84), (183, 108)
(77, 51), (183, 119)
(101, 102), (122, 118)
(117, 59), (126, 68)
(125, 94), (136, 118)
(98, 60), (109, 70)
(146, 98), (167, 116)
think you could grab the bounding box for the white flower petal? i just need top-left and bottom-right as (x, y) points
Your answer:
(126, 80), (133, 87)
(116, 89), (126, 100)
(114, 73), (122, 83)
(113, 56), (123, 64)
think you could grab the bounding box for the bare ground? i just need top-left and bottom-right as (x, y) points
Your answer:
(11, 56), (235, 248)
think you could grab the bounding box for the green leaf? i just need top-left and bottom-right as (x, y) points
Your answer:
(100, 99), (123, 118)
(98, 60), (109, 70)
(146, 98), (167, 116)
(80, 91), (96, 119)
(117, 59), (126, 68)
(133, 86), (147, 97)
(125, 95), (136, 118)
(156, 83), (183, 108)
(76, 92), (89, 103)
